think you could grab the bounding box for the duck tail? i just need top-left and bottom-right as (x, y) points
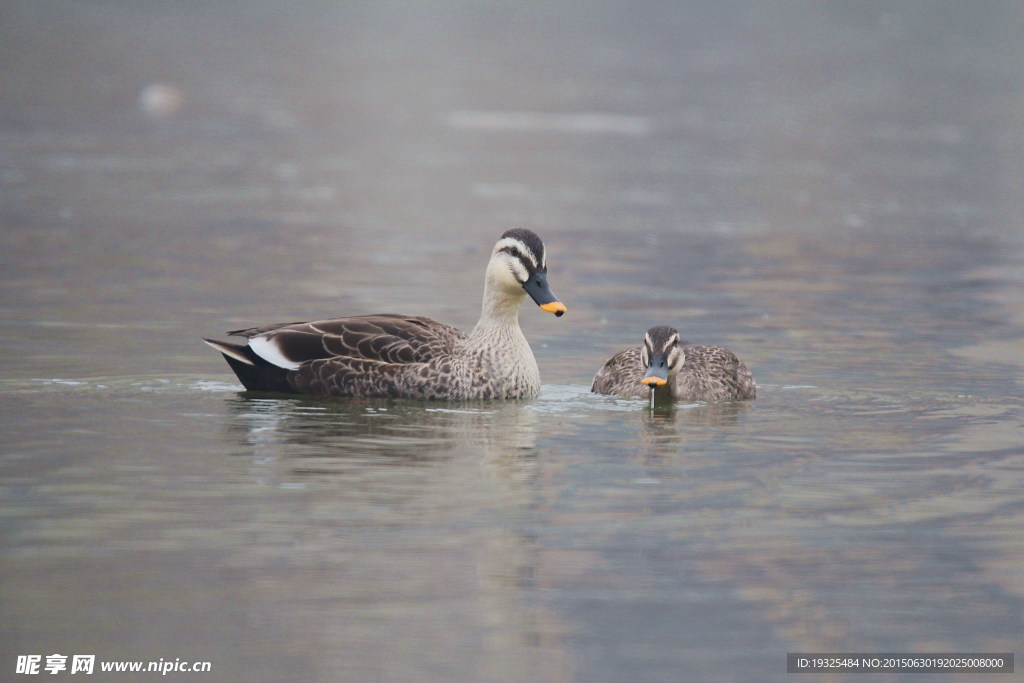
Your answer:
(202, 338), (295, 393)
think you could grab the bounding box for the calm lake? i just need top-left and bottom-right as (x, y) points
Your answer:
(2, 1), (1023, 681)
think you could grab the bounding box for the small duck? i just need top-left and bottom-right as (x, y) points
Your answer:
(204, 229), (566, 400)
(592, 325), (755, 402)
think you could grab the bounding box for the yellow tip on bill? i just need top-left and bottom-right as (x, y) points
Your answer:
(540, 301), (567, 316)
(642, 377), (667, 387)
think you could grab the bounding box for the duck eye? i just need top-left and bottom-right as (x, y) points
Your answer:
(509, 247), (520, 257)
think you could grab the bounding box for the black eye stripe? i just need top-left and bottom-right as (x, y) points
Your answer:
(500, 245), (541, 272)
(500, 228), (546, 268)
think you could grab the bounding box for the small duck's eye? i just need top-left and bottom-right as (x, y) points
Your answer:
(509, 247), (520, 257)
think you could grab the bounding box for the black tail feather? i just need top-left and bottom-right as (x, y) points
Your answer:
(203, 338), (296, 393)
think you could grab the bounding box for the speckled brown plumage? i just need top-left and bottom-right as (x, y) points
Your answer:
(204, 229), (565, 400)
(592, 326), (756, 403)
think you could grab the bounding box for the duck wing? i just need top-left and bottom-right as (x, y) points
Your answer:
(591, 346), (645, 397)
(228, 313), (466, 370)
(681, 345), (757, 400)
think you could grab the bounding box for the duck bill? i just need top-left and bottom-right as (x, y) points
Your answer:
(641, 355), (669, 387)
(523, 271), (566, 317)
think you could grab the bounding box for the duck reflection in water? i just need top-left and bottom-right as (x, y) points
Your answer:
(222, 394), (542, 482)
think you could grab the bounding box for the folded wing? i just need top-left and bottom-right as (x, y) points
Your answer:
(229, 313), (466, 370)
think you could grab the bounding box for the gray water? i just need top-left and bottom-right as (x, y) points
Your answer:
(3, 1), (1024, 681)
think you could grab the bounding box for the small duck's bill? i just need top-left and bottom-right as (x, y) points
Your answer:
(522, 271), (566, 317)
(642, 355), (669, 386)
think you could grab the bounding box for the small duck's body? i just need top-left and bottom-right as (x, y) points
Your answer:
(592, 326), (755, 403)
(204, 229), (565, 400)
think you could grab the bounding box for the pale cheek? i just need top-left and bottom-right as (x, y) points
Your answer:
(488, 261), (519, 291)
(502, 263), (528, 290)
(669, 351), (683, 372)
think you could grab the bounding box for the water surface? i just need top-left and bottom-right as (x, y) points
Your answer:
(3, 2), (1024, 681)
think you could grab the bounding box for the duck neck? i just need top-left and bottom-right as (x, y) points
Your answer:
(469, 283), (527, 343)
(465, 279), (540, 397)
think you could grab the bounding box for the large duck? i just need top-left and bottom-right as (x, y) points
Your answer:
(204, 229), (565, 399)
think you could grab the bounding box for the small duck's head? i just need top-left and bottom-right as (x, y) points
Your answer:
(641, 326), (684, 388)
(488, 229), (566, 316)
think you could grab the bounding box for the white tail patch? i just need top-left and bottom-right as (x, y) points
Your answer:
(249, 336), (301, 370)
